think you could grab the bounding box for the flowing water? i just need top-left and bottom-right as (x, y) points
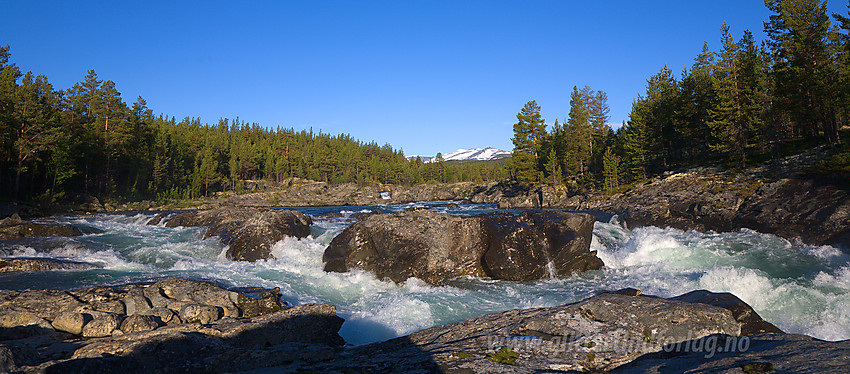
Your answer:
(1, 202), (848, 345)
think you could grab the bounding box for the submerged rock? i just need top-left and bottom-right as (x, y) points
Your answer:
(162, 207), (312, 261)
(323, 209), (602, 284)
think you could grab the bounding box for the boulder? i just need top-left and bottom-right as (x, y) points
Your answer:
(179, 303), (222, 324)
(122, 288), (152, 316)
(81, 313), (122, 338)
(669, 290), (784, 335)
(120, 314), (161, 333)
(51, 311), (89, 335)
(163, 207), (312, 261)
(0, 214), (84, 239)
(0, 257), (97, 273)
(301, 289), (828, 373)
(141, 307), (181, 325)
(323, 209), (603, 284)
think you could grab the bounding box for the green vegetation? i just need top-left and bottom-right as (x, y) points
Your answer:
(0, 47), (506, 203)
(485, 347), (518, 365)
(451, 351), (471, 358)
(741, 362), (775, 374)
(811, 142), (850, 177)
(511, 0), (850, 192)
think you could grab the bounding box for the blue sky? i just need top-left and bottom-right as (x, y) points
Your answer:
(3, 1), (847, 157)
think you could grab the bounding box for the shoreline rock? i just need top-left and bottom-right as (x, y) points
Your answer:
(0, 278), (345, 373)
(323, 209), (603, 284)
(296, 289), (808, 373)
(0, 257), (96, 273)
(469, 171), (850, 252)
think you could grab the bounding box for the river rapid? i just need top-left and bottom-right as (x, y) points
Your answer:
(1, 202), (848, 345)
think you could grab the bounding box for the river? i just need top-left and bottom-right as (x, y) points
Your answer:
(1, 202), (848, 345)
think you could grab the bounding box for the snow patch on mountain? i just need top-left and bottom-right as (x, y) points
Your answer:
(407, 147), (511, 163)
(442, 147), (511, 161)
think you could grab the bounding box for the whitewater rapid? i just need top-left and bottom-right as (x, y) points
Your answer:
(1, 203), (848, 345)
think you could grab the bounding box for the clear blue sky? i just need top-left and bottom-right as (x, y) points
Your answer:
(3, 1), (847, 157)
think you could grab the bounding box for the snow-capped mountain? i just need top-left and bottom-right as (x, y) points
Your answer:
(407, 147), (511, 162)
(442, 147), (511, 161)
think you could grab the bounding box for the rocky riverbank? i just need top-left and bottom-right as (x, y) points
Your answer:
(2, 277), (844, 373)
(468, 151), (850, 252)
(0, 278), (345, 373)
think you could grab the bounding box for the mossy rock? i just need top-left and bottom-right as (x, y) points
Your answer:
(741, 362), (775, 374)
(486, 347), (518, 365)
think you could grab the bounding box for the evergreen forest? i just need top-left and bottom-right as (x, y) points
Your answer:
(509, 0), (850, 191)
(0, 50), (507, 203)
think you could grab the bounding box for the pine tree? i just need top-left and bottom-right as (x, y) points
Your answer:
(510, 100), (545, 182)
(765, 0), (838, 143)
(677, 42), (718, 161)
(13, 72), (59, 198)
(602, 147), (620, 193)
(708, 23), (747, 167)
(544, 148), (562, 186)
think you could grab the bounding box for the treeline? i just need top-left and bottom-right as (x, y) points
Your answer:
(510, 0), (850, 191)
(0, 49), (506, 202)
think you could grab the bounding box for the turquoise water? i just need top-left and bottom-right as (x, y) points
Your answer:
(1, 203), (848, 345)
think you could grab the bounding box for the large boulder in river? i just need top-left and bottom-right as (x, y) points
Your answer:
(323, 209), (602, 284)
(163, 207), (312, 261)
(0, 213), (83, 239)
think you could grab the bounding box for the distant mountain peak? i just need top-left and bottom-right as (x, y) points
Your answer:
(407, 147), (511, 162)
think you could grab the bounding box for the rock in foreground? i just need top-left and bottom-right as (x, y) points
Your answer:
(0, 278), (344, 373)
(323, 209), (603, 284)
(300, 289), (793, 373)
(161, 207), (312, 261)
